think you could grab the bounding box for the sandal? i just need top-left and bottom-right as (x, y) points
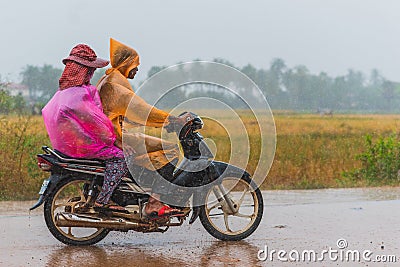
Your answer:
(94, 202), (128, 213)
(143, 204), (185, 220)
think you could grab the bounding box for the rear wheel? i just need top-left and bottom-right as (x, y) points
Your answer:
(199, 175), (263, 241)
(44, 176), (110, 246)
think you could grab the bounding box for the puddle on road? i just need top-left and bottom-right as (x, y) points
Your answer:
(43, 241), (262, 267)
(44, 245), (186, 267)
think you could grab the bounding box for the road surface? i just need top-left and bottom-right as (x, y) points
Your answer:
(1, 187), (399, 266)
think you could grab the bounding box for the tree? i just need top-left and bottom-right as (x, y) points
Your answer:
(0, 82), (27, 115)
(241, 64), (257, 82)
(147, 65), (168, 78)
(0, 89), (12, 114)
(266, 58), (287, 97)
(270, 58), (286, 76)
(20, 64), (62, 104)
(139, 59), (400, 112)
(369, 69), (383, 88)
(345, 69), (366, 110)
(381, 80), (397, 110)
(282, 65), (311, 110)
(212, 58), (236, 68)
(12, 93), (27, 114)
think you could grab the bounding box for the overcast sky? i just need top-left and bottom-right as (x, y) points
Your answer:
(1, 0), (400, 83)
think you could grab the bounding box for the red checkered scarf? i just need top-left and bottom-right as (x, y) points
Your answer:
(59, 61), (95, 90)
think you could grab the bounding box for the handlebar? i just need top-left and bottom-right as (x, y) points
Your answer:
(166, 112), (203, 138)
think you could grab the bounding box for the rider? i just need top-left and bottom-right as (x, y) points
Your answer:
(96, 38), (186, 217)
(42, 44), (135, 212)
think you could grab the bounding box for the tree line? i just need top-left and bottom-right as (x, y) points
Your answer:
(145, 58), (400, 113)
(1, 59), (399, 114)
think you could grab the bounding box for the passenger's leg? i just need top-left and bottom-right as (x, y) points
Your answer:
(95, 157), (127, 208)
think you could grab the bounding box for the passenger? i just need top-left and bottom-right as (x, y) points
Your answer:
(42, 44), (134, 212)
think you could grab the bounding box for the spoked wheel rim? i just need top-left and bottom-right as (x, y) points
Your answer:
(204, 176), (259, 236)
(51, 179), (105, 242)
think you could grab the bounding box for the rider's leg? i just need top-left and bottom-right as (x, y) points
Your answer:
(123, 133), (181, 215)
(144, 161), (183, 215)
(124, 132), (180, 171)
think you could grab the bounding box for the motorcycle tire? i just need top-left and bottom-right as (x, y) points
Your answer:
(44, 176), (110, 246)
(199, 174), (263, 241)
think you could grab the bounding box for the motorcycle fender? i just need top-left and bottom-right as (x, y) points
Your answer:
(29, 174), (66, 210)
(208, 161), (250, 181)
(190, 161), (250, 212)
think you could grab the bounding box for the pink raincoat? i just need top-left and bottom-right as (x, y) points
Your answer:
(42, 85), (123, 159)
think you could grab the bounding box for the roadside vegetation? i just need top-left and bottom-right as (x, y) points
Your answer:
(268, 113), (400, 189)
(1, 113), (400, 200)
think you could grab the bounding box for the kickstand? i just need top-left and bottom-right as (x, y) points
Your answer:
(138, 198), (144, 219)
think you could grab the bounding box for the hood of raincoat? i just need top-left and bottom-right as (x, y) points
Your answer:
(105, 38), (140, 78)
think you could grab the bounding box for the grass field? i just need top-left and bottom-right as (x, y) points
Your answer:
(1, 112), (400, 200)
(268, 113), (400, 189)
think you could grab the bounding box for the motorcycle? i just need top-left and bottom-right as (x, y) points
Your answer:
(30, 112), (264, 246)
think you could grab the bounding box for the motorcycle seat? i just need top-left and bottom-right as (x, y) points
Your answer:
(54, 150), (105, 165)
(42, 146), (105, 166)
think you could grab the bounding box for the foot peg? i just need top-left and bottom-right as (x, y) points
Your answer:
(189, 207), (200, 224)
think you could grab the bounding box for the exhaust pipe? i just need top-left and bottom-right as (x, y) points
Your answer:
(55, 212), (150, 230)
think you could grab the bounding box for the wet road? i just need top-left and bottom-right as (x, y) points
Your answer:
(1, 188), (399, 266)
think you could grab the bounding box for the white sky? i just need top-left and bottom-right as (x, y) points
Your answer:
(1, 0), (400, 83)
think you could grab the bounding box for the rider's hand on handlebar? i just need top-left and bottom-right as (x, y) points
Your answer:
(165, 115), (187, 133)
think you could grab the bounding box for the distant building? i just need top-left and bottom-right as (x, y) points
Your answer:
(7, 83), (29, 98)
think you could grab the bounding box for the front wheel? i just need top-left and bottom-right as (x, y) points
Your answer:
(43, 176), (110, 246)
(199, 174), (263, 241)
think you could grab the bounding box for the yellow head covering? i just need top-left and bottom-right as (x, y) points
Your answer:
(105, 38), (140, 77)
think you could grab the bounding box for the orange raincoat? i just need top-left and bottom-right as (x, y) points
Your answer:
(97, 38), (179, 170)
